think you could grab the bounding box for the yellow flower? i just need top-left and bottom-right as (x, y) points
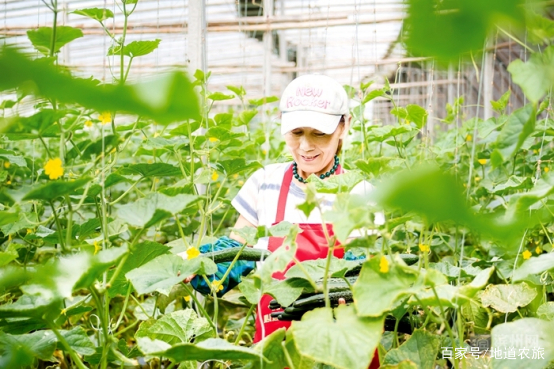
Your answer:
(475, 176), (481, 182)
(478, 159), (487, 165)
(536, 246), (542, 254)
(184, 295), (191, 302)
(419, 244), (430, 253)
(233, 174), (239, 179)
(6, 180), (11, 185)
(379, 256), (389, 273)
(466, 134), (472, 142)
(545, 167), (550, 173)
(238, 180), (244, 186)
(153, 132), (160, 138)
(84, 120), (93, 128)
(534, 149), (538, 154)
(44, 158), (64, 180)
(4, 161), (10, 169)
(211, 280), (224, 291)
(186, 247), (200, 259)
(110, 148), (117, 154)
(93, 241), (102, 255)
(522, 250), (532, 260)
(212, 171), (219, 181)
(26, 229), (33, 235)
(98, 112), (111, 125)
(209, 137), (218, 142)
(262, 149), (267, 155)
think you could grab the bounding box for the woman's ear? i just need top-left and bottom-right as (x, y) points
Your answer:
(339, 115), (351, 139)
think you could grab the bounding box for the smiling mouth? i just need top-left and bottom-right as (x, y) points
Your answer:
(301, 154), (320, 161)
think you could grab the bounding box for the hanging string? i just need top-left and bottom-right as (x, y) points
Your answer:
(321, 0), (330, 72)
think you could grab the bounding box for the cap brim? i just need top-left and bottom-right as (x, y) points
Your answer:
(281, 111), (342, 135)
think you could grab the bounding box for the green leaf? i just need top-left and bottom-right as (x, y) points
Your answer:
(353, 256), (420, 317)
(513, 253), (554, 282)
(27, 26), (83, 55)
(22, 178), (90, 202)
(0, 149), (26, 167)
(0, 330), (57, 367)
(405, 104), (428, 129)
(125, 254), (217, 295)
(491, 318), (554, 369)
(208, 92), (235, 101)
(382, 329), (440, 369)
(491, 90), (511, 113)
(216, 159), (262, 176)
(0, 212), (37, 236)
(108, 241), (170, 297)
(238, 109), (258, 125)
(118, 163), (182, 178)
(264, 278), (313, 308)
(136, 309), (213, 345)
(0, 48), (201, 124)
(495, 104), (536, 159)
(309, 171), (363, 194)
(480, 282), (537, 313)
(72, 8), (114, 22)
(324, 193), (378, 243)
(116, 193), (199, 228)
(291, 306), (383, 369)
(248, 96), (279, 106)
(245, 328), (287, 369)
(0, 211), (18, 227)
(227, 85), (246, 97)
(0, 294), (58, 318)
(56, 327), (96, 356)
(537, 302), (554, 321)
(380, 361), (418, 369)
(508, 45), (554, 104)
(362, 89), (385, 104)
(404, 0), (523, 62)
(138, 337), (263, 362)
(108, 39), (161, 58)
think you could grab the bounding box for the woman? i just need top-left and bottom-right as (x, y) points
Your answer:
(228, 74), (380, 368)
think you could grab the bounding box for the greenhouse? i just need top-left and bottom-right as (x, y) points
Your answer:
(1, 0), (554, 368)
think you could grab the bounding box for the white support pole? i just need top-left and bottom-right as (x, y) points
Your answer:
(188, 0), (207, 74)
(263, 0), (274, 97)
(483, 40), (494, 120)
(448, 64), (454, 106)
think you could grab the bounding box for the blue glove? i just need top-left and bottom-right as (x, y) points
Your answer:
(190, 236), (255, 297)
(343, 249), (367, 261)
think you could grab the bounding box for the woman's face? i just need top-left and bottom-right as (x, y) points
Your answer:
(284, 122), (345, 178)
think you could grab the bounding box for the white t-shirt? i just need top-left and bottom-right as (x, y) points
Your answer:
(231, 162), (382, 250)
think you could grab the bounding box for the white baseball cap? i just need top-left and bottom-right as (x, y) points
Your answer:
(279, 74), (349, 135)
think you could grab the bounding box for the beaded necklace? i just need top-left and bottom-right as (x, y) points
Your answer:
(292, 155), (340, 183)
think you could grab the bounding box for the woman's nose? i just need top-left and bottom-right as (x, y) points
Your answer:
(299, 136), (315, 151)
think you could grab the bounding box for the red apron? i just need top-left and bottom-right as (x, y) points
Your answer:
(253, 163), (380, 369)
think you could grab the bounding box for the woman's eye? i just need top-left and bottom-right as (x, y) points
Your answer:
(314, 132), (327, 137)
(291, 131), (303, 136)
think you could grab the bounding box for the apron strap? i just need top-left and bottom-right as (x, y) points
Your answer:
(274, 162), (343, 224)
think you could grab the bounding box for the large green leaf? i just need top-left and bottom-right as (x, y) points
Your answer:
(264, 278), (313, 308)
(480, 282), (537, 313)
(0, 149), (26, 167)
(0, 212), (37, 236)
(291, 305), (383, 369)
(54, 327), (96, 356)
(108, 241), (170, 297)
(382, 329), (440, 369)
(494, 104), (536, 159)
(0, 47), (200, 124)
(537, 302), (554, 321)
(22, 178), (90, 202)
(108, 39), (161, 58)
(513, 253), (554, 282)
(353, 256), (420, 317)
(0, 295), (59, 318)
(390, 104), (428, 129)
(216, 159), (262, 176)
(116, 193), (199, 228)
(136, 309), (213, 345)
(0, 330), (57, 368)
(244, 328), (287, 369)
(27, 26), (83, 55)
(118, 163), (182, 178)
(72, 8), (114, 22)
(324, 192), (378, 243)
(404, 0), (523, 62)
(508, 45), (554, 104)
(125, 254), (217, 295)
(137, 337), (263, 362)
(491, 318), (554, 369)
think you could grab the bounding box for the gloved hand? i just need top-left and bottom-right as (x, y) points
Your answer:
(190, 237), (255, 297)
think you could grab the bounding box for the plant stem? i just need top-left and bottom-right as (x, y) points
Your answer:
(235, 303), (255, 345)
(50, 201), (66, 251)
(181, 282), (217, 334)
(64, 195), (73, 249)
(90, 286), (111, 369)
(108, 179), (142, 205)
(50, 324), (88, 369)
(430, 287), (459, 369)
(112, 284), (132, 332)
(49, 0), (58, 58)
